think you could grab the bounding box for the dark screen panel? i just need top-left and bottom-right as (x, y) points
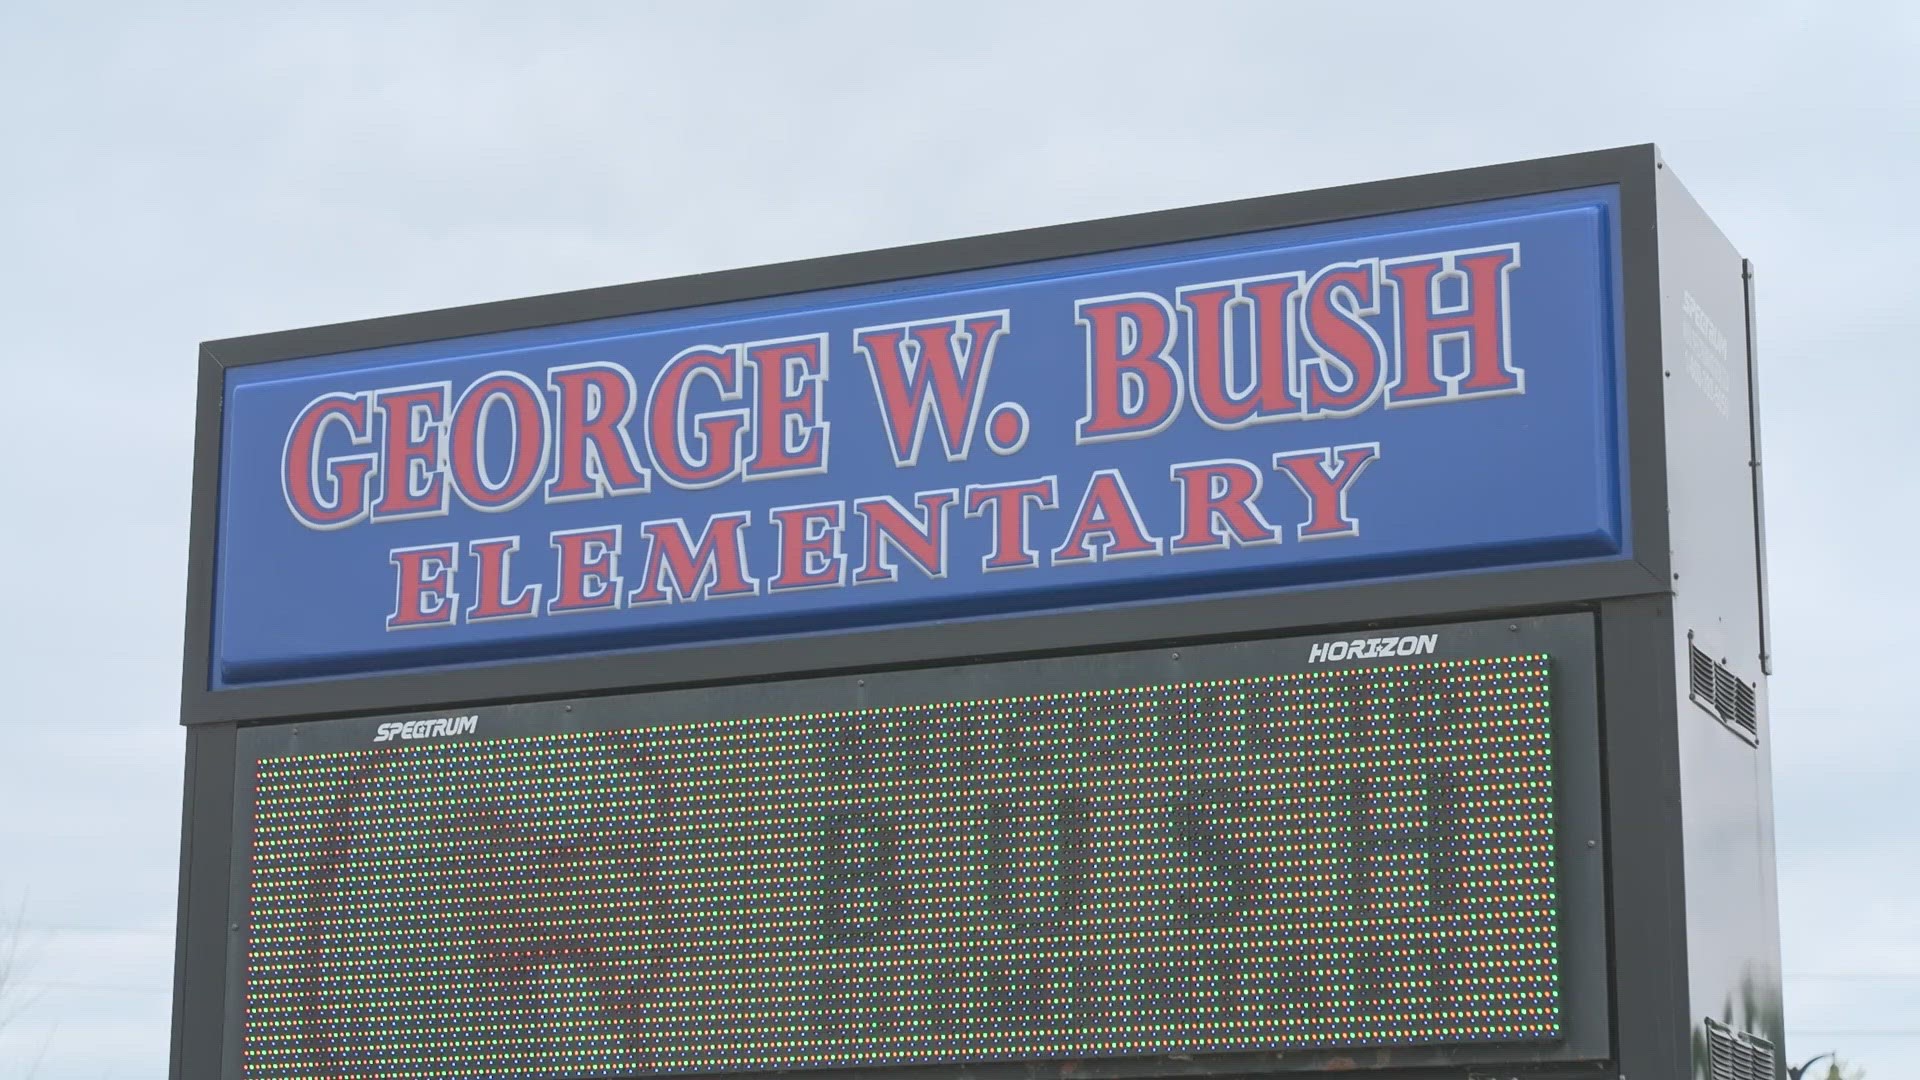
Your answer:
(242, 655), (1557, 1078)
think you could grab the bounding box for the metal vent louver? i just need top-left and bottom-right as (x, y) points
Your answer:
(1689, 641), (1759, 744)
(1704, 1016), (1775, 1080)
(1690, 643), (1717, 701)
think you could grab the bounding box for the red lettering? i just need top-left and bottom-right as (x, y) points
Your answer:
(745, 336), (830, 479)
(1075, 295), (1182, 442)
(1053, 470), (1162, 563)
(448, 372), (550, 511)
(1384, 247), (1522, 404)
(548, 526), (623, 613)
(963, 478), (1059, 572)
(546, 364), (650, 501)
(466, 536), (539, 621)
(1301, 262), (1387, 415)
(1170, 460), (1280, 551)
(648, 346), (749, 489)
(853, 492), (956, 584)
(387, 544), (458, 629)
(629, 514), (759, 604)
(769, 503), (846, 591)
(282, 392), (376, 529)
(1180, 276), (1302, 428)
(855, 313), (1006, 467)
(1272, 443), (1381, 540)
(371, 384), (449, 520)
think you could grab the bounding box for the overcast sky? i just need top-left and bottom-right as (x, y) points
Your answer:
(1, 3), (1915, 1078)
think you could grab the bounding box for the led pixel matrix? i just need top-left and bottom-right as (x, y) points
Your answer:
(244, 654), (1560, 1077)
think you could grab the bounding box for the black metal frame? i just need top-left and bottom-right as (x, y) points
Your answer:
(175, 145), (1694, 1080)
(178, 144), (1668, 728)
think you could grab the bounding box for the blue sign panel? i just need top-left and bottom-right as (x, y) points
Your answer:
(214, 188), (1624, 688)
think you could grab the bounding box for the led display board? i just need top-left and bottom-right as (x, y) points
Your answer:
(228, 615), (1606, 1078)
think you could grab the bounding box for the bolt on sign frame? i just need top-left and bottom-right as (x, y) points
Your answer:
(173, 145), (1786, 1080)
